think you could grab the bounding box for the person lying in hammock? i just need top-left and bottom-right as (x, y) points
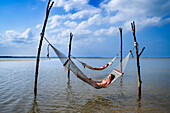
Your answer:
(76, 72), (115, 88)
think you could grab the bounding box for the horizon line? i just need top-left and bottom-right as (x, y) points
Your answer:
(0, 56), (170, 59)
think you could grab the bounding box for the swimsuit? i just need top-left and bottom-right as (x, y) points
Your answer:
(102, 81), (107, 85)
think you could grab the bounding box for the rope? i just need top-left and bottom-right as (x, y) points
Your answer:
(70, 55), (84, 64)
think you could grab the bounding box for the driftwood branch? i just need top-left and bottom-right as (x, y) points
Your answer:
(34, 0), (54, 97)
(67, 33), (73, 81)
(48, 1), (54, 11)
(119, 27), (123, 64)
(139, 47), (145, 57)
(119, 27), (123, 81)
(131, 21), (142, 100)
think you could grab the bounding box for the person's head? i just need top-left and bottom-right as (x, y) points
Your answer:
(108, 74), (115, 81)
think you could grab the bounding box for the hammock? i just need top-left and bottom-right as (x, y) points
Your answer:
(44, 37), (134, 89)
(71, 52), (119, 70)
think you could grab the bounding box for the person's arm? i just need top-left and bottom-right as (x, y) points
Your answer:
(93, 80), (102, 83)
(76, 72), (104, 89)
(76, 72), (103, 83)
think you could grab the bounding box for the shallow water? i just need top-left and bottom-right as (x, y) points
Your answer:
(0, 58), (170, 113)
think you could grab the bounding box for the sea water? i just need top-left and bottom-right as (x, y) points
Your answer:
(0, 58), (170, 113)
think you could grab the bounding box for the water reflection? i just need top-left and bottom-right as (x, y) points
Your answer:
(137, 100), (141, 111)
(66, 81), (74, 100)
(29, 97), (40, 113)
(74, 95), (118, 112)
(118, 76), (126, 99)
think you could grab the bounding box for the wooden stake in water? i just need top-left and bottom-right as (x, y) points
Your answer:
(131, 21), (145, 100)
(34, 0), (54, 97)
(119, 27), (123, 73)
(68, 33), (73, 81)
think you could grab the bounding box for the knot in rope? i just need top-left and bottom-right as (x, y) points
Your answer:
(40, 32), (44, 37)
(134, 42), (138, 47)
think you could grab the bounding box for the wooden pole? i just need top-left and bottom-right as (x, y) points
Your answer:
(68, 33), (73, 81)
(119, 27), (123, 73)
(131, 21), (145, 99)
(34, 0), (54, 97)
(47, 44), (50, 58)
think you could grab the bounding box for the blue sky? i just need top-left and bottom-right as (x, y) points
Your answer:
(0, 0), (170, 57)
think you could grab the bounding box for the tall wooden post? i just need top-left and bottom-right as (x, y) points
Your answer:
(131, 21), (145, 99)
(68, 33), (73, 81)
(119, 27), (123, 73)
(34, 0), (54, 97)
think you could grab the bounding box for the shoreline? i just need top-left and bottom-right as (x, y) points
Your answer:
(0, 58), (51, 62)
(0, 57), (170, 62)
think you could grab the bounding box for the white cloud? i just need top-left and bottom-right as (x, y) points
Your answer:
(136, 17), (162, 30)
(94, 26), (118, 36)
(0, 28), (35, 45)
(19, 28), (33, 39)
(5, 30), (20, 41)
(57, 28), (72, 38)
(48, 28), (61, 33)
(54, 0), (89, 12)
(74, 14), (102, 32)
(35, 24), (42, 29)
(48, 15), (68, 29)
(64, 20), (77, 28)
(69, 8), (101, 20)
(101, 0), (170, 24)
(74, 37), (95, 47)
(101, 0), (170, 17)
(74, 29), (91, 35)
(164, 18), (170, 24)
(123, 17), (162, 31)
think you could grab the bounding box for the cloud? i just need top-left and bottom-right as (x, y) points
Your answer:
(94, 26), (118, 36)
(101, 0), (170, 17)
(136, 17), (162, 29)
(35, 24), (42, 29)
(74, 29), (92, 35)
(122, 17), (162, 32)
(74, 37), (96, 47)
(53, 0), (89, 12)
(74, 14), (102, 32)
(48, 15), (68, 29)
(5, 30), (20, 41)
(0, 28), (35, 46)
(19, 28), (33, 39)
(69, 8), (101, 20)
(64, 20), (77, 28)
(101, 0), (170, 24)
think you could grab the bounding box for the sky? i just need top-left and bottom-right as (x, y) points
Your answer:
(0, 0), (170, 57)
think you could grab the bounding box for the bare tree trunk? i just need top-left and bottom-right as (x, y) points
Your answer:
(34, 0), (54, 97)
(119, 27), (123, 73)
(131, 21), (145, 100)
(67, 33), (73, 81)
